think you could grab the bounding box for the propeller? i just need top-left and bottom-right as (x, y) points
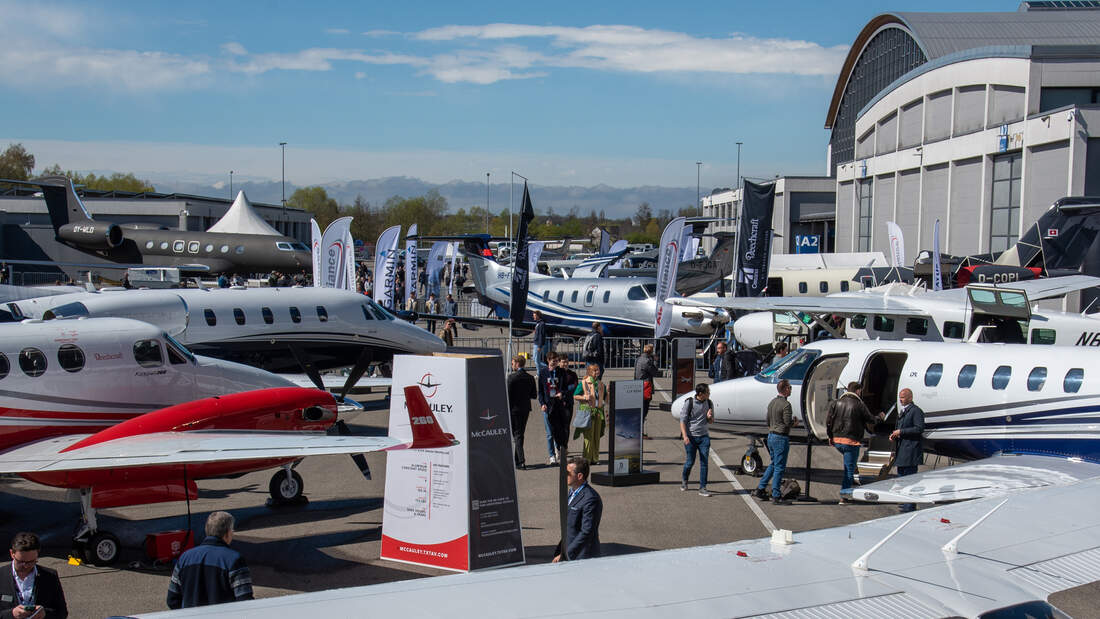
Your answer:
(333, 420), (371, 480)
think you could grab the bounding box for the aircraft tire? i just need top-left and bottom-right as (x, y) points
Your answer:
(269, 469), (304, 503)
(88, 531), (121, 566)
(741, 451), (764, 477)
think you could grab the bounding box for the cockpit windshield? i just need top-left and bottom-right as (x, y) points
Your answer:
(757, 348), (820, 384)
(163, 332), (196, 364)
(364, 298), (394, 321)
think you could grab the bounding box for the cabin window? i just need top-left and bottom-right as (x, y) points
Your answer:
(316, 306), (328, 322)
(361, 304), (374, 321)
(160, 241), (169, 250)
(924, 363), (943, 387)
(627, 286), (646, 301)
(276, 242), (293, 251)
(957, 364), (977, 388)
(204, 244), (214, 253)
(872, 315), (895, 332)
(262, 307), (274, 324)
(1064, 368), (1084, 393)
(145, 241), (154, 249)
(18, 348), (47, 377)
(992, 365), (1012, 390)
(571, 291), (578, 303)
(943, 321), (966, 339)
(235, 246), (245, 254)
(133, 340), (163, 368)
(1027, 367), (1047, 391)
(556, 291), (564, 303)
(819, 281), (828, 293)
(1030, 329), (1056, 345)
(603, 291), (611, 303)
(172, 240), (185, 253)
(187, 241), (200, 253)
(840, 281), (850, 292)
(906, 318), (929, 336)
(798, 282), (808, 294)
(585, 290), (594, 304)
(542, 290), (550, 302)
(203, 309), (216, 326)
(57, 344), (85, 373)
(233, 308), (246, 325)
(289, 306), (301, 323)
(851, 315), (867, 329)
(220, 245), (230, 253)
(0, 353), (8, 379)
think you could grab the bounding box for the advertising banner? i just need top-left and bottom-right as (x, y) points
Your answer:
(381, 354), (524, 572)
(404, 223), (418, 305)
(527, 241), (546, 275)
(611, 380), (643, 475)
(374, 225), (402, 308)
(426, 241), (448, 298)
(320, 216), (354, 289)
(342, 227), (355, 292)
(510, 183), (535, 329)
(734, 180), (776, 298)
(310, 219), (322, 287)
(679, 225), (694, 261)
(654, 217), (686, 338)
(886, 221), (906, 268)
(448, 242), (458, 294)
(933, 219), (943, 291)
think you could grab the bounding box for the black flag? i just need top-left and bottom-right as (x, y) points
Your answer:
(510, 182), (535, 329)
(734, 180), (776, 298)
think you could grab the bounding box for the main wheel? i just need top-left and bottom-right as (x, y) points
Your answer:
(741, 451), (764, 477)
(88, 531), (120, 566)
(269, 469), (304, 503)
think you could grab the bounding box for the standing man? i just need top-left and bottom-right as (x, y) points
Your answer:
(753, 379), (798, 504)
(425, 292), (440, 334)
(1, 532), (67, 619)
(552, 457), (602, 562)
(531, 310), (549, 372)
(710, 341), (735, 383)
(891, 388), (925, 513)
(582, 322), (605, 379)
(633, 343), (659, 439)
(826, 382), (881, 504)
(538, 352), (568, 464)
(679, 383), (714, 497)
(167, 511), (253, 609)
(443, 293), (458, 317)
(507, 355), (538, 470)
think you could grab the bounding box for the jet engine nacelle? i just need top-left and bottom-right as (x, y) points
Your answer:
(58, 221), (124, 249)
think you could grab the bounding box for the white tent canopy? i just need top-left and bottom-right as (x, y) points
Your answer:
(207, 190), (282, 236)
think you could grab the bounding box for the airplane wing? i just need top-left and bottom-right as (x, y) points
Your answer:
(283, 374), (393, 390)
(994, 274), (1100, 300)
(670, 292), (933, 317)
(850, 453), (1100, 504)
(134, 476), (1100, 618)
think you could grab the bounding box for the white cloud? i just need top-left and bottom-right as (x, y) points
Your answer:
(222, 42), (247, 56)
(362, 29), (400, 37)
(325, 27), (350, 35)
(0, 47), (211, 90)
(354, 71), (366, 79)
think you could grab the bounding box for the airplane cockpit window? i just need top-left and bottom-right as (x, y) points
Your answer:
(291, 242), (308, 251)
(1064, 368), (1084, 393)
(0, 353), (8, 379)
(18, 348), (47, 377)
(840, 281), (850, 292)
(603, 291), (611, 303)
(133, 340), (163, 368)
(233, 308), (246, 325)
(1027, 367), (1047, 391)
(316, 306), (328, 322)
(906, 318), (929, 336)
(235, 246), (245, 254)
(943, 321), (966, 339)
(204, 309), (216, 326)
(872, 315), (895, 332)
(627, 286), (646, 301)
(172, 240), (185, 253)
(850, 315), (868, 329)
(361, 304), (374, 321)
(958, 364), (977, 388)
(289, 306), (302, 323)
(262, 307), (274, 324)
(163, 333), (194, 365)
(44, 302), (89, 319)
(642, 283), (657, 297)
(992, 365), (1012, 390)
(758, 349), (819, 384)
(819, 282), (828, 293)
(367, 300), (395, 320)
(57, 344), (85, 373)
(277, 242), (293, 251)
(924, 363), (943, 387)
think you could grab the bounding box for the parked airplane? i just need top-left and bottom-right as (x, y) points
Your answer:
(20, 176), (312, 274)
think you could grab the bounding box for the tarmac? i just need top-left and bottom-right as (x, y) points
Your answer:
(0, 365), (1095, 617)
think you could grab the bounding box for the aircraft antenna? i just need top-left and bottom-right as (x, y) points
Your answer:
(851, 512), (918, 572)
(941, 498), (1008, 555)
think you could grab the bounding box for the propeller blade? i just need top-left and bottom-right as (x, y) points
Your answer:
(333, 420), (372, 480)
(338, 348), (374, 402)
(288, 344), (325, 392)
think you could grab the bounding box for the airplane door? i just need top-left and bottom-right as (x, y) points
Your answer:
(583, 285), (598, 308)
(801, 354), (848, 440)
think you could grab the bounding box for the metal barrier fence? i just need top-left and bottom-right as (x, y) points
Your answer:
(448, 334), (714, 373)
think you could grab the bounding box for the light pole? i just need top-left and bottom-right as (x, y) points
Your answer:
(735, 142), (743, 189)
(279, 142), (287, 213)
(229, 170), (233, 199)
(486, 172), (490, 234)
(696, 161), (702, 216)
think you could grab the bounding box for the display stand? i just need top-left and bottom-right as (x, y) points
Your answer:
(592, 380), (660, 487)
(672, 338), (696, 397)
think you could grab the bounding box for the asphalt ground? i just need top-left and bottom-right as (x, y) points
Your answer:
(0, 364), (1094, 617)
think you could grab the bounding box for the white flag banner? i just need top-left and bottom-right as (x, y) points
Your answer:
(608, 239), (628, 254)
(933, 219), (943, 291)
(374, 225), (402, 308)
(342, 228), (356, 291)
(426, 241), (449, 298)
(886, 221), (906, 268)
(448, 241), (459, 294)
(404, 223), (418, 304)
(320, 216), (354, 289)
(679, 225), (694, 261)
(527, 240), (546, 274)
(655, 217), (687, 338)
(687, 237), (700, 261)
(310, 219), (322, 287)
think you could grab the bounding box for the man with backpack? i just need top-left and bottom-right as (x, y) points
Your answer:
(679, 383), (714, 497)
(582, 322), (605, 379)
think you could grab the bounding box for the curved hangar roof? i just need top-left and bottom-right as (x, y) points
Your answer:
(825, 8), (1100, 130)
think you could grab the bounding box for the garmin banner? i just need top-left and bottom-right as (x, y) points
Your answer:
(310, 219), (322, 287)
(374, 225), (402, 308)
(320, 216), (354, 289)
(734, 180), (775, 298)
(510, 183), (535, 329)
(426, 241), (449, 298)
(381, 354), (524, 572)
(654, 217), (686, 338)
(405, 223), (418, 304)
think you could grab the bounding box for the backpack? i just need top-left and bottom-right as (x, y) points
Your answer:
(583, 333), (600, 358)
(779, 478), (801, 500)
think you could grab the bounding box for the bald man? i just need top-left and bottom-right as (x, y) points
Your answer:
(891, 388), (925, 513)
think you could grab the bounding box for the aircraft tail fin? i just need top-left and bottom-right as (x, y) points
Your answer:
(709, 232), (737, 278)
(993, 197), (1100, 272)
(403, 385), (456, 449)
(464, 247), (511, 298)
(31, 175), (94, 232)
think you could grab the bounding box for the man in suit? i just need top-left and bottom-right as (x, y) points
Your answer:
(710, 341), (735, 382)
(1, 532), (67, 618)
(507, 355), (538, 470)
(553, 457), (602, 562)
(891, 388), (925, 513)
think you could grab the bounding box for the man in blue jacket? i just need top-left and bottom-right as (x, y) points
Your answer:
(891, 388), (925, 513)
(167, 511), (253, 609)
(553, 456), (602, 562)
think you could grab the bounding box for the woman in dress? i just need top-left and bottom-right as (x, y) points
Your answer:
(573, 363), (607, 464)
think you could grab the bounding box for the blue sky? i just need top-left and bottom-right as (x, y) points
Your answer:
(0, 0), (1013, 190)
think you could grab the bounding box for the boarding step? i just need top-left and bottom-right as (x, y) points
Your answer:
(855, 449), (894, 483)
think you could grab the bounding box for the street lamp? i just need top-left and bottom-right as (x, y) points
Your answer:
(486, 172), (490, 234)
(696, 161), (702, 216)
(279, 142), (287, 213)
(229, 170), (233, 199)
(735, 142), (743, 189)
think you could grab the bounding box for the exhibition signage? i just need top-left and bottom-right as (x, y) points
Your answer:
(426, 241), (448, 298)
(381, 354), (525, 572)
(591, 380), (659, 487)
(405, 223), (418, 304)
(374, 225), (402, 308)
(886, 221), (906, 268)
(795, 234), (820, 254)
(342, 227), (355, 292)
(654, 217), (686, 338)
(320, 216), (354, 289)
(510, 183), (535, 329)
(310, 219), (322, 286)
(527, 240), (546, 274)
(933, 219), (943, 291)
(734, 180), (775, 298)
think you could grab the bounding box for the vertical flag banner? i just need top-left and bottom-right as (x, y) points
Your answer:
(448, 242), (459, 294)
(933, 219), (943, 291)
(528, 240), (546, 275)
(679, 225), (694, 261)
(655, 216), (687, 338)
(321, 216), (354, 289)
(734, 180), (776, 298)
(374, 225), (402, 308)
(310, 219), (322, 287)
(405, 223), (419, 304)
(886, 221), (906, 268)
(427, 241), (448, 298)
(342, 228), (355, 291)
(510, 183), (535, 329)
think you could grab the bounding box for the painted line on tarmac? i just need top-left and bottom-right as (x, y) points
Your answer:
(710, 449), (776, 533)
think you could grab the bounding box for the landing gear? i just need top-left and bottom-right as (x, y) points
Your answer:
(268, 466), (306, 505)
(88, 532), (121, 566)
(72, 489), (121, 566)
(740, 437), (767, 477)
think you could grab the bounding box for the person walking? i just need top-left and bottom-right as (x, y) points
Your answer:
(507, 355), (538, 470)
(538, 352), (572, 465)
(425, 293), (440, 333)
(443, 293), (458, 317)
(552, 457), (602, 562)
(826, 382), (882, 504)
(753, 379), (798, 504)
(166, 511), (253, 609)
(679, 383), (715, 497)
(581, 322), (605, 379)
(633, 343), (660, 439)
(1, 532), (67, 619)
(573, 363), (607, 465)
(531, 311), (549, 372)
(891, 388), (925, 513)
(440, 318), (457, 348)
(710, 341), (735, 383)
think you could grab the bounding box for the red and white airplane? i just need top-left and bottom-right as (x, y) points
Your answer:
(0, 317), (453, 565)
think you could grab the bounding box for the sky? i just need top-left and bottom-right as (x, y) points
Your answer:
(0, 0), (1016, 192)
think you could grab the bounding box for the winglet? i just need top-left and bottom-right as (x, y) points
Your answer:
(404, 385), (456, 449)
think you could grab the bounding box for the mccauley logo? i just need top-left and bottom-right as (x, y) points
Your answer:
(418, 373), (440, 398)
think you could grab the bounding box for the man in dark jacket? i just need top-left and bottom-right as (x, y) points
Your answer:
(553, 457), (602, 561)
(710, 341), (735, 382)
(167, 511), (253, 609)
(507, 355), (539, 470)
(532, 310), (549, 372)
(538, 352), (572, 464)
(1, 532), (67, 619)
(633, 344), (660, 437)
(891, 388), (925, 513)
(582, 322), (605, 378)
(826, 382), (882, 503)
